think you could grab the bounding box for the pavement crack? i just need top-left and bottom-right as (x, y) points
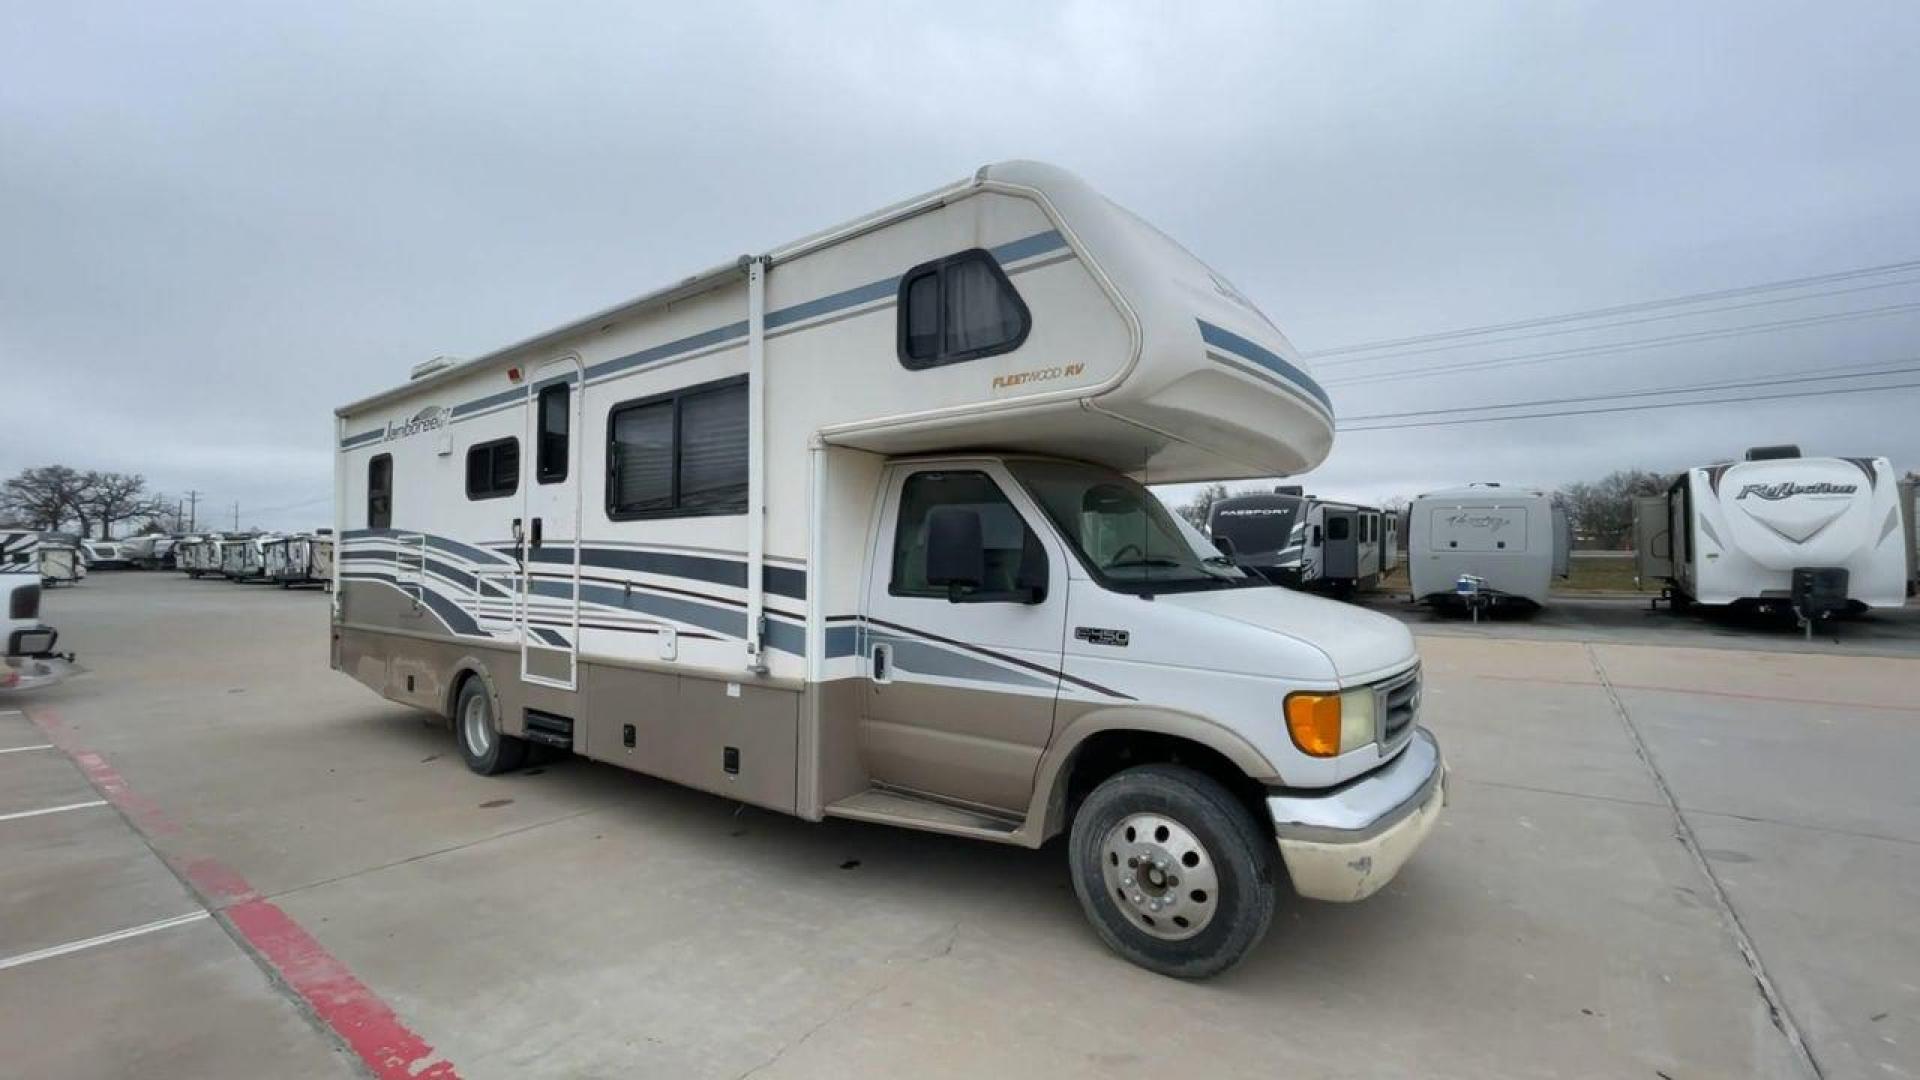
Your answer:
(1584, 643), (1824, 1080)
(264, 807), (604, 904)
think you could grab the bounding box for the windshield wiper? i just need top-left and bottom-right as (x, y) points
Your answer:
(1105, 557), (1186, 570)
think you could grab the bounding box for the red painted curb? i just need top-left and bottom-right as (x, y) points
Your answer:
(26, 706), (460, 1080)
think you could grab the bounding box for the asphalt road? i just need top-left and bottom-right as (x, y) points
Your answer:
(2, 573), (1915, 1079)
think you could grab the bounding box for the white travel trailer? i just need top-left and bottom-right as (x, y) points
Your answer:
(219, 535), (274, 582)
(332, 162), (1444, 978)
(177, 536), (214, 577)
(81, 538), (131, 569)
(1408, 485), (1571, 611)
(266, 533), (334, 588)
(1635, 446), (1908, 621)
(1207, 489), (1394, 596)
(2, 531), (86, 586)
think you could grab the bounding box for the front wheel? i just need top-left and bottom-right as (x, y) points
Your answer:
(1068, 764), (1277, 979)
(455, 677), (527, 775)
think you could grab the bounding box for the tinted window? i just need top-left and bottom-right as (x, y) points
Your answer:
(1328, 516), (1350, 541)
(891, 471), (1044, 600)
(608, 377), (748, 519)
(897, 249), (1030, 369)
(368, 454), (392, 528)
(537, 383), (569, 483)
(466, 438), (519, 500)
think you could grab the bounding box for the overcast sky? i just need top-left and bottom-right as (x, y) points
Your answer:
(3, 1), (1917, 531)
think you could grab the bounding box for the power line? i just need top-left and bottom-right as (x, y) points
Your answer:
(1340, 376), (1920, 433)
(1301, 255), (1920, 359)
(1321, 300), (1920, 388)
(1337, 358), (1920, 425)
(1312, 276), (1920, 369)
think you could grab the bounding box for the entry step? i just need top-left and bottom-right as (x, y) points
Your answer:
(825, 788), (1022, 839)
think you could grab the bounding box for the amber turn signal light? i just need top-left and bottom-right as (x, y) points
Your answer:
(1285, 692), (1343, 758)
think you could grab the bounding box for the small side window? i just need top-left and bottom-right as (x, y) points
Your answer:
(896, 249), (1031, 369)
(466, 438), (519, 501)
(368, 454), (393, 528)
(1328, 517), (1350, 542)
(537, 383), (569, 484)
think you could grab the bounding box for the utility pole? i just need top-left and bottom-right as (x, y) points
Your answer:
(184, 490), (200, 533)
(232, 500), (239, 531)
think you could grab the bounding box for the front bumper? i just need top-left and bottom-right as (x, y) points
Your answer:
(1266, 727), (1446, 902)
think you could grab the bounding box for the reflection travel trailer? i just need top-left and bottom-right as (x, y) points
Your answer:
(1207, 489), (1395, 596)
(1634, 446), (1908, 621)
(1407, 485), (1570, 612)
(332, 161), (1444, 977)
(265, 533), (334, 588)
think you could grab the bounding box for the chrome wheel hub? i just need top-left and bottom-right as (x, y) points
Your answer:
(1100, 812), (1220, 941)
(463, 695), (492, 757)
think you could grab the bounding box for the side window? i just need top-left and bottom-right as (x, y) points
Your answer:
(368, 454), (392, 528)
(890, 471), (1045, 601)
(466, 438), (519, 500)
(607, 376), (748, 519)
(896, 249), (1031, 369)
(537, 383), (569, 483)
(1328, 516), (1350, 542)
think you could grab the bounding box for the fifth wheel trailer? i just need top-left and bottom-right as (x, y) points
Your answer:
(1634, 446), (1908, 618)
(1207, 490), (1394, 596)
(333, 160), (1444, 978)
(1407, 485), (1571, 611)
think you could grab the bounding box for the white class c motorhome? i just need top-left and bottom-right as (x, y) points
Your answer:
(1, 563), (78, 692)
(1408, 485), (1571, 611)
(1207, 489), (1394, 597)
(1635, 445), (1908, 619)
(331, 162), (1444, 978)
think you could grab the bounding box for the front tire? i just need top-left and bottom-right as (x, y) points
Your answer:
(455, 677), (527, 775)
(1069, 764), (1276, 979)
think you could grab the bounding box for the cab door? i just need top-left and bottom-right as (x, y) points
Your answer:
(860, 463), (1069, 814)
(519, 356), (583, 691)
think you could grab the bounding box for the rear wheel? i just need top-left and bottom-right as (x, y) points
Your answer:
(455, 677), (526, 775)
(1068, 764), (1276, 978)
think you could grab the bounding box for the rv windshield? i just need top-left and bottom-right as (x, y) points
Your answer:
(1008, 460), (1259, 594)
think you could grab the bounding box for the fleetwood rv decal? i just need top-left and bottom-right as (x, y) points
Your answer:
(383, 405), (449, 442)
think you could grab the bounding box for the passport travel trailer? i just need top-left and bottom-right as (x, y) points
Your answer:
(1408, 485), (1570, 611)
(1207, 489), (1395, 596)
(331, 162), (1444, 978)
(1634, 445), (1907, 621)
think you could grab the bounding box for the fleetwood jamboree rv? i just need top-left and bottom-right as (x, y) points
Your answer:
(1207, 489), (1395, 596)
(1635, 446), (1908, 622)
(1407, 485), (1571, 612)
(2, 562), (78, 692)
(332, 162), (1444, 977)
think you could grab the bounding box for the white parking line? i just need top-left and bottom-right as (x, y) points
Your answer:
(0, 744), (54, 755)
(0, 799), (109, 824)
(0, 912), (211, 972)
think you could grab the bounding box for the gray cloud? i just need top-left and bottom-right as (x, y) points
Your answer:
(3, 1), (1917, 529)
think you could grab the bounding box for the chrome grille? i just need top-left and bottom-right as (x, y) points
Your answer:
(1376, 665), (1421, 747)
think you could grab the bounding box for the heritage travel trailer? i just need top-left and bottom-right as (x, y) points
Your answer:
(266, 532), (334, 588)
(1408, 485), (1571, 612)
(1635, 445), (1908, 622)
(332, 161), (1444, 977)
(1207, 489), (1394, 596)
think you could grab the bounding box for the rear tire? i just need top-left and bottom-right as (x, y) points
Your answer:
(455, 677), (526, 775)
(1068, 764), (1276, 979)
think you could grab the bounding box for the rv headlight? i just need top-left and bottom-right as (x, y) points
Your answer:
(1284, 688), (1376, 758)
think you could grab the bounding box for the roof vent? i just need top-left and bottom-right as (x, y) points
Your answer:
(1745, 444), (1801, 461)
(1272, 484), (1304, 497)
(410, 355), (463, 381)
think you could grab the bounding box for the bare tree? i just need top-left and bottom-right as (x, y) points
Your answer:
(1176, 482), (1231, 531)
(0, 466), (92, 532)
(79, 471), (154, 539)
(1558, 469), (1669, 548)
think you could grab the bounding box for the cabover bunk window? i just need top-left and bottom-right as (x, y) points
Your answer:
(607, 375), (748, 520)
(896, 249), (1031, 369)
(368, 454), (392, 528)
(466, 438), (520, 500)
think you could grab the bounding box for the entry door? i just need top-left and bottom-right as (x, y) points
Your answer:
(1323, 510), (1359, 578)
(860, 464), (1069, 814)
(520, 356), (583, 690)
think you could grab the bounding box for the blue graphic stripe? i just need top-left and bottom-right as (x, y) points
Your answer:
(340, 229), (1073, 443)
(1196, 320), (1333, 416)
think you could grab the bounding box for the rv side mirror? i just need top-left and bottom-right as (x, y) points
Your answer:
(1212, 535), (1237, 558)
(924, 507), (986, 600)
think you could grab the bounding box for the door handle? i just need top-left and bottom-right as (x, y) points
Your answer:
(870, 642), (892, 684)
(531, 517), (543, 550)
